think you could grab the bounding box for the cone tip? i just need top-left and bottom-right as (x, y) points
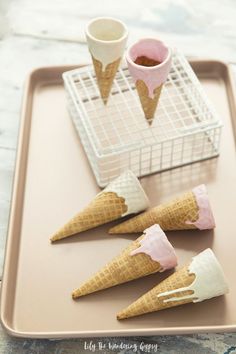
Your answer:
(108, 227), (115, 234)
(72, 290), (80, 299)
(50, 233), (64, 242)
(147, 118), (153, 126)
(50, 231), (72, 242)
(102, 97), (109, 105)
(116, 311), (127, 320)
(50, 235), (57, 243)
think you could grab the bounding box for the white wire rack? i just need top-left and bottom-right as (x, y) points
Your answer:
(63, 51), (222, 187)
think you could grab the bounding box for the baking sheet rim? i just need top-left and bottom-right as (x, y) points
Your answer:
(1, 59), (236, 338)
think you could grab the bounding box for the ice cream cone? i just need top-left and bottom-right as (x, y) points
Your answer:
(50, 170), (149, 242)
(72, 224), (177, 298)
(117, 248), (229, 319)
(109, 184), (215, 234)
(86, 17), (128, 104)
(92, 56), (121, 104)
(126, 38), (171, 124)
(117, 264), (194, 319)
(136, 80), (163, 125)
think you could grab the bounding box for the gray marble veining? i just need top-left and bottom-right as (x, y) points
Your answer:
(0, 333), (236, 354)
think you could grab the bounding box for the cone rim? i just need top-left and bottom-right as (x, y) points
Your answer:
(85, 17), (128, 44)
(121, 170), (150, 209)
(126, 38), (171, 72)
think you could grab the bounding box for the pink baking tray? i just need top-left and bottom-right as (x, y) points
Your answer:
(1, 60), (236, 338)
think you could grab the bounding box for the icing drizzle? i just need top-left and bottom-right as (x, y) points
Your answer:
(130, 224), (177, 271)
(157, 249), (229, 303)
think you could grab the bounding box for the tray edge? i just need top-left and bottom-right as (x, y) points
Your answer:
(1, 60), (236, 338)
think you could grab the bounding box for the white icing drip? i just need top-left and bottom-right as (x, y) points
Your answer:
(86, 17), (128, 71)
(157, 249), (229, 304)
(104, 170), (149, 216)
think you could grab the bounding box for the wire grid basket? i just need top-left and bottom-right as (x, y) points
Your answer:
(63, 51), (222, 187)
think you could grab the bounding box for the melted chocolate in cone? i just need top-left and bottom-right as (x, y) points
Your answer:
(134, 56), (161, 67)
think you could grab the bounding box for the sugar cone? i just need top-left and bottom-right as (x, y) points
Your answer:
(50, 192), (127, 242)
(92, 56), (121, 104)
(51, 170), (149, 242)
(109, 191), (199, 234)
(117, 248), (229, 319)
(72, 235), (162, 298)
(117, 264), (195, 319)
(136, 80), (163, 125)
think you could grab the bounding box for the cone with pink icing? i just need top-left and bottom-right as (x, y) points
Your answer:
(126, 38), (172, 125)
(109, 184), (215, 234)
(117, 248), (229, 320)
(86, 17), (128, 104)
(72, 224), (177, 298)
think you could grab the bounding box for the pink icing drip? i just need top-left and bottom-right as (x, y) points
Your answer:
(130, 224), (177, 272)
(126, 38), (172, 98)
(186, 184), (216, 230)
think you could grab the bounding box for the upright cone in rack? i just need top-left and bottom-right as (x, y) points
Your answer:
(86, 17), (128, 104)
(50, 170), (149, 242)
(92, 56), (121, 104)
(126, 38), (171, 125)
(109, 184), (215, 234)
(135, 80), (163, 125)
(72, 224), (177, 298)
(117, 248), (229, 320)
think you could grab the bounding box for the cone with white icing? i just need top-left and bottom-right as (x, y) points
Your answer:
(109, 184), (215, 234)
(72, 224), (177, 298)
(86, 17), (128, 104)
(126, 38), (171, 125)
(117, 248), (229, 320)
(50, 170), (149, 242)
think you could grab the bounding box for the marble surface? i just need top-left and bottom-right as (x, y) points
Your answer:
(0, 333), (236, 354)
(0, 0), (236, 352)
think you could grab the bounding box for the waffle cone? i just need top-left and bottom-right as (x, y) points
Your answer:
(72, 235), (161, 298)
(51, 192), (127, 242)
(109, 191), (199, 234)
(92, 56), (121, 104)
(117, 264), (196, 319)
(136, 80), (163, 125)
